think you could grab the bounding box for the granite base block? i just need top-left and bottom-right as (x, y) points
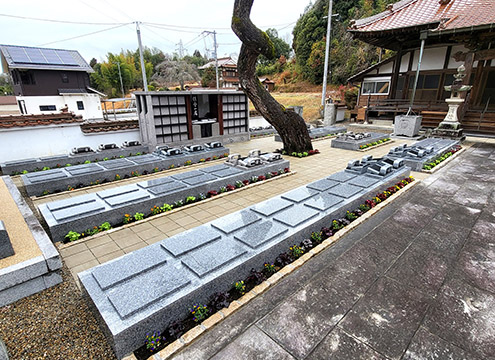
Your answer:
(0, 220), (14, 260)
(274, 126), (346, 142)
(79, 163), (409, 359)
(387, 138), (460, 171)
(39, 159), (290, 242)
(0, 275), (47, 307)
(1, 145), (149, 175)
(21, 147), (230, 197)
(331, 133), (389, 151)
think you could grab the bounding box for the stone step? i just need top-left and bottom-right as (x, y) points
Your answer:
(78, 162), (410, 359)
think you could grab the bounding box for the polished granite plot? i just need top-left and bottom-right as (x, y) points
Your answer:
(274, 125), (347, 142)
(79, 158), (409, 358)
(387, 138), (460, 171)
(21, 146), (230, 197)
(331, 132), (390, 151)
(39, 158), (290, 243)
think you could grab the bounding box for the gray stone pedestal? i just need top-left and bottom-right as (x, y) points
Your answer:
(394, 115), (422, 137)
(0, 220), (14, 260)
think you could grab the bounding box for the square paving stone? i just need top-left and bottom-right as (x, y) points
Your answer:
(424, 277), (495, 359)
(304, 193), (344, 211)
(433, 203), (482, 229)
(250, 198), (293, 217)
(455, 240), (495, 294)
(386, 242), (451, 297)
(147, 181), (187, 195)
(183, 173), (217, 185)
(306, 178), (339, 192)
(92, 247), (168, 289)
(273, 204), (319, 228)
(403, 326), (482, 360)
(210, 326), (294, 360)
(348, 176), (380, 188)
(281, 187), (318, 203)
(211, 210), (261, 234)
(107, 262), (191, 318)
(161, 226), (221, 256)
(257, 282), (355, 359)
(234, 221), (288, 249)
(327, 171), (357, 182)
(363, 221), (419, 256)
(391, 203), (437, 231)
(339, 277), (430, 360)
(328, 183), (363, 198)
(180, 238), (247, 277)
(308, 327), (387, 360)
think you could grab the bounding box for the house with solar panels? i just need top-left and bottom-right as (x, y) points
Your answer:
(346, 0), (495, 136)
(0, 44), (105, 120)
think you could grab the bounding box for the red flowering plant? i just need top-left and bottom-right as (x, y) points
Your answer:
(258, 175), (266, 181)
(226, 184), (236, 191)
(242, 179), (250, 186)
(207, 190), (218, 198)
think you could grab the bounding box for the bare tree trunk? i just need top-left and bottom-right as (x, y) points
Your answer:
(232, 0), (313, 153)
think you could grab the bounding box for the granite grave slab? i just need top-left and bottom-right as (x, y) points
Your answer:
(331, 132), (390, 151)
(79, 156), (410, 358)
(39, 156), (290, 242)
(274, 125), (346, 142)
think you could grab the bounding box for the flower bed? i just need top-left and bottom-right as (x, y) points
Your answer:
(63, 168), (291, 243)
(134, 175), (415, 360)
(422, 145), (462, 171)
(275, 149), (320, 158)
(359, 138), (391, 150)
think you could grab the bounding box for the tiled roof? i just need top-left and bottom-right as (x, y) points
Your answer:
(350, 0), (495, 33)
(0, 96), (17, 106)
(0, 112), (83, 128)
(198, 57), (237, 70)
(80, 119), (139, 133)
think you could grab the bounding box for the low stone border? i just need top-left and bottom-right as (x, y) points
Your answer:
(32, 157), (228, 202)
(421, 146), (466, 173)
(57, 171), (297, 251)
(358, 139), (395, 152)
(126, 179), (421, 360)
(311, 134), (340, 142)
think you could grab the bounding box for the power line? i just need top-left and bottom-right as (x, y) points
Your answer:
(0, 12), (125, 25)
(38, 23), (132, 46)
(140, 24), (176, 45)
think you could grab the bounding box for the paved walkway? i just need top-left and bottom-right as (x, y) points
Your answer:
(46, 135), (418, 281)
(167, 141), (495, 360)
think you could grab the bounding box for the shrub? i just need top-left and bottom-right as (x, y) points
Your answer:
(161, 203), (173, 212)
(65, 231), (81, 242)
(185, 196), (196, 204)
(99, 222), (112, 231)
(134, 212), (144, 221)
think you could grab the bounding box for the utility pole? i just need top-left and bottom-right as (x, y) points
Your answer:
(204, 30), (219, 90)
(135, 21), (148, 91)
(115, 62), (125, 97)
(321, 0), (333, 114)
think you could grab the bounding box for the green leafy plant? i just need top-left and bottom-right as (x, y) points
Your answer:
(153, 167), (160, 173)
(65, 231), (81, 242)
(161, 203), (173, 212)
(174, 200), (184, 208)
(185, 196), (196, 204)
(99, 222), (112, 231)
(65, 164), (72, 167)
(198, 193), (207, 200)
(131, 171), (140, 177)
(332, 220), (344, 230)
(289, 245), (304, 258)
(264, 263), (276, 274)
(42, 190), (50, 196)
(42, 166), (50, 171)
(310, 231), (322, 243)
(346, 211), (358, 221)
(190, 304), (209, 322)
(134, 212), (144, 221)
(21, 170), (29, 174)
(235, 180), (244, 188)
(151, 206), (162, 215)
(114, 174), (121, 181)
(84, 160), (91, 164)
(184, 160), (192, 166)
(103, 157), (109, 161)
(145, 331), (162, 352)
(234, 280), (246, 295)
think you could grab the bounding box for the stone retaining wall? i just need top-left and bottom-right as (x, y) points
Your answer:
(79, 161), (409, 358)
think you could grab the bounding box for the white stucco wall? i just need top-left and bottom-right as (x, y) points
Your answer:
(17, 93), (103, 120)
(400, 52), (411, 72)
(0, 124), (140, 162)
(411, 47), (447, 71)
(378, 61), (393, 74)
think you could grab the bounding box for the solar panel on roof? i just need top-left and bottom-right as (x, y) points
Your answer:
(7, 47), (31, 63)
(25, 48), (47, 64)
(56, 51), (78, 65)
(42, 49), (63, 65)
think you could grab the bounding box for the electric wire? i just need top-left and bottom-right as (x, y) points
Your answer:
(0, 12), (125, 25)
(38, 23), (132, 46)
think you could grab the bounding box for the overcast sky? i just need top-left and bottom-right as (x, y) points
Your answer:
(0, 0), (312, 70)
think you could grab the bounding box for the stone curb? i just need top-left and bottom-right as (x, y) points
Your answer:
(146, 178), (420, 360)
(57, 171), (297, 251)
(31, 157), (228, 201)
(421, 146), (466, 173)
(358, 139), (395, 152)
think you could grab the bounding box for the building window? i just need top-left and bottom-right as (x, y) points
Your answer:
(20, 71), (35, 85)
(39, 105), (56, 111)
(61, 73), (69, 83)
(361, 79), (390, 95)
(77, 101), (84, 110)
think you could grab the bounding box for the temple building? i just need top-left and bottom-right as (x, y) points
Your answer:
(347, 0), (495, 135)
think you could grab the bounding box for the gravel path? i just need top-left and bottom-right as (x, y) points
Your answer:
(0, 266), (116, 360)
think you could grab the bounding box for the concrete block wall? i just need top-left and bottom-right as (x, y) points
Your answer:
(21, 147), (229, 197)
(39, 159), (289, 242)
(79, 162), (410, 358)
(0, 176), (62, 307)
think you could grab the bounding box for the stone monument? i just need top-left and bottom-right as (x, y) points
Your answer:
(431, 65), (470, 140)
(0, 220), (14, 259)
